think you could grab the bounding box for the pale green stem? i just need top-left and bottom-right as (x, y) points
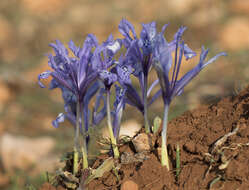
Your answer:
(106, 90), (119, 158)
(73, 100), (80, 175)
(143, 75), (150, 133)
(80, 105), (88, 169)
(81, 139), (88, 169)
(161, 103), (170, 170)
(176, 143), (180, 179)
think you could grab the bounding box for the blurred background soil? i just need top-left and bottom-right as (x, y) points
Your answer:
(0, 0), (248, 189)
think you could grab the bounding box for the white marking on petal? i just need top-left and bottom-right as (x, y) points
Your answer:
(107, 41), (121, 54)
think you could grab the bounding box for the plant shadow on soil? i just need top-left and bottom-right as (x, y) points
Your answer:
(40, 85), (249, 190)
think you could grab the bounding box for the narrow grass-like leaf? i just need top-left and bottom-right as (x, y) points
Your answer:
(112, 167), (120, 182)
(176, 143), (181, 181)
(209, 175), (222, 189)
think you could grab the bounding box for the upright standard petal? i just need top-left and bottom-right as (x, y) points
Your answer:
(79, 34), (98, 59)
(118, 19), (137, 48)
(69, 40), (80, 57)
(139, 22), (157, 55)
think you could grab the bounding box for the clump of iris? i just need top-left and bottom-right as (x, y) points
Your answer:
(38, 19), (226, 172)
(38, 33), (129, 173)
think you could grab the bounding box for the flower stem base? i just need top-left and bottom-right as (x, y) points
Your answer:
(161, 142), (170, 170)
(107, 90), (120, 159)
(108, 125), (119, 158)
(112, 138), (120, 159)
(161, 104), (170, 170)
(81, 147), (88, 169)
(73, 147), (79, 175)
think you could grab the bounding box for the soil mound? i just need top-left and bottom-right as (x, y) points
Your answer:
(88, 85), (249, 190)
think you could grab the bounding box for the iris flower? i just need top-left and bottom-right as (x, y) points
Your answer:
(92, 35), (122, 158)
(153, 27), (226, 169)
(118, 19), (195, 133)
(98, 70), (120, 158)
(38, 34), (99, 173)
(118, 19), (157, 133)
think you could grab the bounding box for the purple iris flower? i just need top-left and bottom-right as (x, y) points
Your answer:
(38, 34), (99, 102)
(38, 34), (101, 171)
(90, 34), (123, 91)
(118, 19), (196, 133)
(99, 70), (118, 89)
(153, 27), (226, 106)
(153, 26), (226, 169)
(92, 34), (121, 70)
(90, 34), (122, 158)
(38, 35), (101, 131)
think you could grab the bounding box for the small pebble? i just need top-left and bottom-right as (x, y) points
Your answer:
(132, 133), (151, 153)
(121, 180), (138, 190)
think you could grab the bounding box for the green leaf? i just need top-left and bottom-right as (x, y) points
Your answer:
(153, 116), (162, 134)
(209, 175), (222, 189)
(176, 143), (181, 180)
(85, 158), (114, 184)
